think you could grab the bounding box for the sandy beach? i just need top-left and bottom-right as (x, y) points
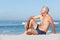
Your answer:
(0, 34), (60, 40)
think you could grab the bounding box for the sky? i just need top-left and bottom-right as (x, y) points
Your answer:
(0, 0), (60, 20)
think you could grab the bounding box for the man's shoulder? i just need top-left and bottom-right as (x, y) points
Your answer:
(47, 14), (52, 19)
(38, 14), (42, 17)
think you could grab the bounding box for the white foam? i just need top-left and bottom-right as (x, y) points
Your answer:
(22, 22), (59, 25)
(47, 30), (51, 33)
(54, 22), (59, 24)
(37, 22), (40, 24)
(22, 22), (25, 25)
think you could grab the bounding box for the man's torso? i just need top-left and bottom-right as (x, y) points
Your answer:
(39, 14), (50, 32)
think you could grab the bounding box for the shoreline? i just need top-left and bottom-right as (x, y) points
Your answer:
(0, 34), (60, 40)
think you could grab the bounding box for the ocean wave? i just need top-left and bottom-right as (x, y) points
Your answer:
(0, 24), (22, 26)
(47, 30), (51, 33)
(22, 22), (25, 25)
(54, 22), (59, 24)
(22, 22), (60, 25)
(0, 22), (59, 26)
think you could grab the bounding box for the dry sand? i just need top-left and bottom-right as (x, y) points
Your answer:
(0, 34), (60, 40)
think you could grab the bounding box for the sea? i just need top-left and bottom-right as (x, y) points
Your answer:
(0, 20), (60, 35)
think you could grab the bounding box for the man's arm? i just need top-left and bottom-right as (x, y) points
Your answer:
(27, 15), (41, 23)
(31, 15), (41, 19)
(49, 16), (56, 34)
(25, 15), (40, 30)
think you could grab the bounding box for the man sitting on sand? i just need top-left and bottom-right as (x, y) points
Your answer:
(24, 6), (56, 35)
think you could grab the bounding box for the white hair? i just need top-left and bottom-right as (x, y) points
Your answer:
(42, 6), (49, 13)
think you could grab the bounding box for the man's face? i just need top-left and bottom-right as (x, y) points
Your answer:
(41, 8), (47, 14)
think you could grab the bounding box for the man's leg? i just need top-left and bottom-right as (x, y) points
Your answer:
(24, 19), (37, 30)
(24, 19), (38, 35)
(26, 29), (38, 35)
(29, 19), (37, 29)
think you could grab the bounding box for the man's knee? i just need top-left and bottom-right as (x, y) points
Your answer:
(26, 29), (32, 35)
(30, 19), (34, 23)
(31, 19), (34, 21)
